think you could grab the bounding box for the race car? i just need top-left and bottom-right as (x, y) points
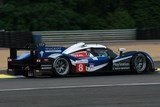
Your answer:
(8, 42), (155, 77)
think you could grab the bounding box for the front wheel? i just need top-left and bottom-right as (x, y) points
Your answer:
(131, 53), (147, 74)
(53, 57), (70, 77)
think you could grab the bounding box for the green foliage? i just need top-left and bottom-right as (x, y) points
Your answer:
(0, 0), (160, 31)
(131, 0), (160, 28)
(107, 9), (135, 29)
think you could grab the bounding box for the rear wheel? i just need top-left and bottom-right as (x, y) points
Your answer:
(131, 53), (147, 74)
(53, 57), (70, 76)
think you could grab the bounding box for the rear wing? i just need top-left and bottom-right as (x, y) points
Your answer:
(0, 31), (36, 49)
(0, 31), (41, 59)
(0, 31), (67, 59)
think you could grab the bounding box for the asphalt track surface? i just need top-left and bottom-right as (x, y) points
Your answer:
(0, 61), (160, 107)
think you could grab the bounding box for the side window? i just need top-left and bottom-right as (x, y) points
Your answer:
(90, 48), (109, 57)
(86, 49), (94, 57)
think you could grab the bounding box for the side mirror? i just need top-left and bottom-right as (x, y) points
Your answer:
(118, 48), (126, 56)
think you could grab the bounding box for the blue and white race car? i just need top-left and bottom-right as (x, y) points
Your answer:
(8, 42), (155, 77)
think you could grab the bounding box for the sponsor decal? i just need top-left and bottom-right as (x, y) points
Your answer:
(113, 56), (132, 63)
(113, 66), (130, 70)
(41, 65), (52, 70)
(113, 63), (130, 66)
(45, 47), (62, 53)
(89, 63), (94, 68)
(113, 56), (131, 71)
(45, 50), (62, 53)
(70, 59), (88, 66)
(76, 59), (88, 63)
(86, 63), (108, 72)
(113, 62), (130, 71)
(92, 57), (98, 60)
(71, 51), (88, 58)
(40, 51), (44, 57)
(86, 63), (95, 71)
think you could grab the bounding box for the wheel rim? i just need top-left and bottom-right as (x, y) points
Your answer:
(54, 58), (69, 75)
(134, 54), (146, 73)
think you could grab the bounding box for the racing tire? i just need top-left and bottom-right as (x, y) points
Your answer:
(53, 57), (71, 77)
(131, 53), (148, 74)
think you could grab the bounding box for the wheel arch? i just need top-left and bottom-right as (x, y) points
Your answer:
(52, 55), (72, 76)
(130, 52), (155, 73)
(141, 52), (155, 71)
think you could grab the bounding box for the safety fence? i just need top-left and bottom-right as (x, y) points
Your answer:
(33, 29), (136, 46)
(137, 28), (160, 40)
(0, 28), (160, 48)
(0, 31), (33, 48)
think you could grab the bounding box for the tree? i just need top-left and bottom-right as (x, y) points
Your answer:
(107, 8), (135, 29)
(0, 0), (160, 31)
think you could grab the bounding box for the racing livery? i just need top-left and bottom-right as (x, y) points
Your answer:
(8, 42), (155, 77)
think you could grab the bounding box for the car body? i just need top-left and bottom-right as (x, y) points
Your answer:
(8, 42), (155, 77)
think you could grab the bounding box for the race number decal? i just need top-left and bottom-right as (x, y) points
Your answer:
(76, 63), (86, 73)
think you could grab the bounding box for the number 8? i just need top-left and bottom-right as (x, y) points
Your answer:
(78, 64), (84, 72)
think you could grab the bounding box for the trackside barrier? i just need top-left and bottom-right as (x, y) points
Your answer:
(0, 31), (33, 49)
(0, 31), (37, 60)
(137, 28), (160, 40)
(33, 29), (136, 46)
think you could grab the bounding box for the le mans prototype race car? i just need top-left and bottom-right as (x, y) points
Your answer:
(8, 42), (155, 77)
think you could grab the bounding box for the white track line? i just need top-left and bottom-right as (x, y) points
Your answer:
(1, 82), (160, 92)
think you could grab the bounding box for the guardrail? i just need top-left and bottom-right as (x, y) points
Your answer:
(0, 28), (159, 47)
(33, 29), (136, 46)
(0, 31), (33, 48)
(137, 28), (160, 40)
